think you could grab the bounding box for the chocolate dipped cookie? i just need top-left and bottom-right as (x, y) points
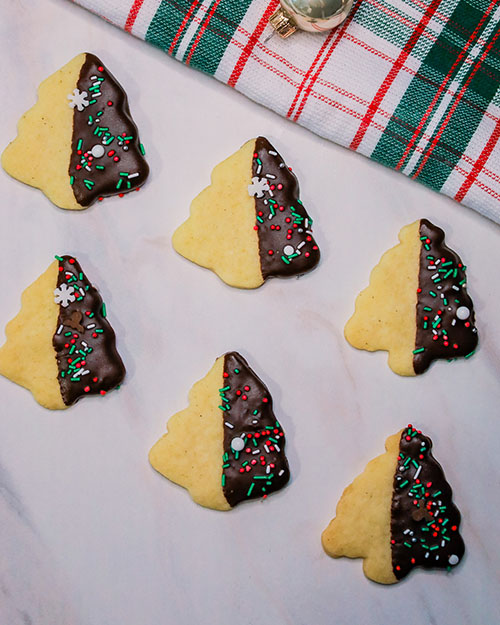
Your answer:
(0, 255), (125, 409)
(172, 137), (320, 288)
(322, 425), (465, 584)
(149, 352), (290, 509)
(344, 219), (478, 375)
(2, 53), (149, 209)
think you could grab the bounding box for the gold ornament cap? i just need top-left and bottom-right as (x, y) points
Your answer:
(269, 7), (297, 38)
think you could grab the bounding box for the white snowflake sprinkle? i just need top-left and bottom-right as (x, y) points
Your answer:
(247, 176), (270, 198)
(67, 89), (90, 112)
(54, 283), (76, 308)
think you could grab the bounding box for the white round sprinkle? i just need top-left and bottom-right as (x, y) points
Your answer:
(283, 245), (294, 256)
(456, 306), (470, 320)
(91, 144), (105, 158)
(448, 554), (459, 565)
(230, 437), (245, 452)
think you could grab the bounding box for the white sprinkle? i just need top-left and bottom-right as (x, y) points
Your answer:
(266, 465), (271, 474)
(231, 437), (245, 452)
(90, 75), (97, 80)
(79, 288), (86, 297)
(297, 241), (306, 249)
(278, 469), (285, 476)
(437, 285), (442, 290)
(268, 150), (277, 156)
(81, 341), (88, 348)
(305, 218), (309, 228)
(268, 189), (274, 197)
(252, 449), (260, 455)
(425, 552), (430, 559)
(452, 319), (457, 326)
(80, 370), (90, 377)
(252, 419), (258, 424)
(432, 329), (438, 335)
(87, 324), (96, 330)
(441, 540), (446, 547)
(224, 422), (234, 429)
(265, 174), (276, 179)
(56, 325), (63, 335)
(90, 144), (105, 158)
(128, 172), (139, 179)
(435, 259), (441, 265)
(264, 444), (270, 453)
(449, 554), (459, 565)
(274, 444), (280, 452)
(431, 273), (439, 280)
(257, 164), (262, 175)
(456, 305), (470, 320)
(427, 265), (437, 270)
(404, 529), (411, 535)
(435, 556), (439, 561)
(279, 163), (285, 168)
(414, 465), (422, 479)
(452, 285), (460, 291)
(440, 293), (445, 299)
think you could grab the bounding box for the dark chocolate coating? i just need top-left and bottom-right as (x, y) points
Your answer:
(53, 255), (125, 405)
(413, 219), (478, 374)
(252, 137), (320, 279)
(391, 426), (465, 580)
(69, 53), (149, 207)
(220, 352), (290, 507)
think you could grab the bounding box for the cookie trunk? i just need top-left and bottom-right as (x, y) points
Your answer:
(0, 260), (65, 409)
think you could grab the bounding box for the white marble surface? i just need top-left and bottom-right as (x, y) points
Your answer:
(1, 2), (499, 624)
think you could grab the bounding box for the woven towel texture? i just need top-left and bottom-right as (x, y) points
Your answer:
(73, 0), (500, 223)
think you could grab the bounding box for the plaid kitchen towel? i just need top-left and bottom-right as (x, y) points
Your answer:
(71, 0), (500, 223)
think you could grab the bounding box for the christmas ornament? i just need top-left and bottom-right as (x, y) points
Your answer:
(269, 0), (354, 38)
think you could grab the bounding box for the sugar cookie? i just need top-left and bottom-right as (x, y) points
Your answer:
(172, 137), (320, 288)
(2, 53), (149, 209)
(344, 219), (478, 375)
(0, 255), (125, 409)
(322, 425), (465, 584)
(149, 351), (290, 509)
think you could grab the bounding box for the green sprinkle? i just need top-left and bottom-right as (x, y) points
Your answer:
(465, 351), (475, 359)
(139, 143), (146, 155)
(55, 255), (64, 261)
(220, 385), (230, 392)
(423, 306), (432, 312)
(398, 480), (409, 488)
(429, 291), (437, 297)
(221, 474), (226, 487)
(69, 175), (74, 185)
(234, 369), (240, 374)
(413, 347), (425, 354)
(95, 165), (105, 170)
(247, 483), (255, 497)
(102, 303), (107, 318)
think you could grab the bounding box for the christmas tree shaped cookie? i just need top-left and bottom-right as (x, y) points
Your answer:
(149, 351), (290, 509)
(172, 137), (320, 288)
(0, 255), (125, 409)
(322, 425), (465, 584)
(344, 219), (478, 375)
(2, 53), (149, 209)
